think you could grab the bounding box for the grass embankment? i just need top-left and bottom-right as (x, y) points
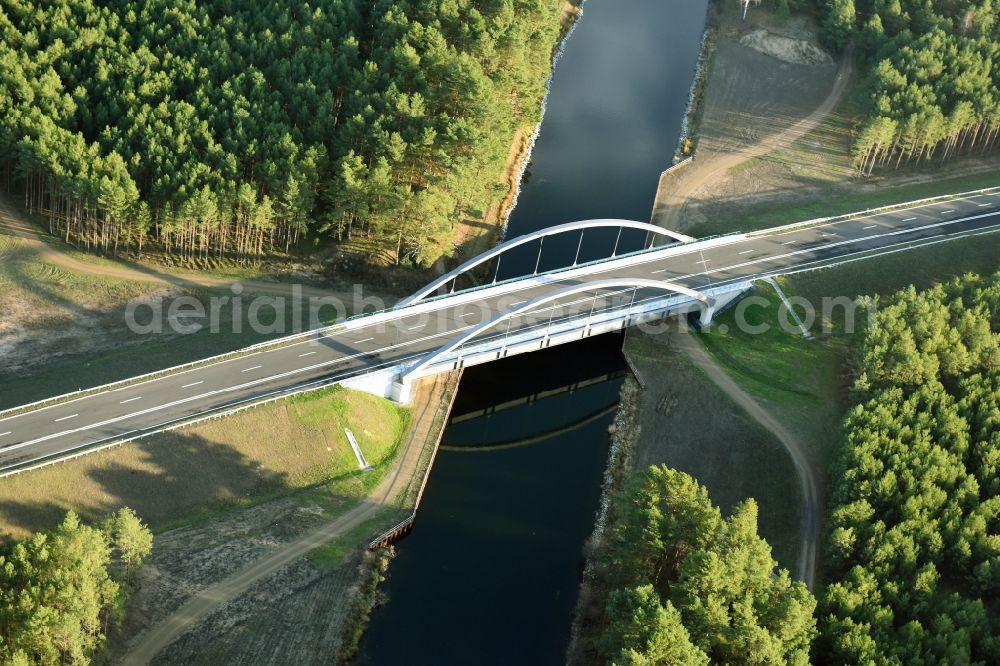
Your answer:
(698, 229), (1000, 460)
(623, 331), (801, 570)
(699, 291), (846, 468)
(0, 386), (409, 541)
(672, 1), (1000, 239)
(0, 195), (360, 408)
(621, 225), (999, 588)
(785, 231), (1000, 318)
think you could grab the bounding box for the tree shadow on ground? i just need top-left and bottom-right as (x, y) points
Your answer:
(0, 430), (294, 544)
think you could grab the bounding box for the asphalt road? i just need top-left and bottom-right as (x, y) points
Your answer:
(2, 193), (998, 474)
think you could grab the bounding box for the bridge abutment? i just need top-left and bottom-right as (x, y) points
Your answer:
(392, 379), (414, 405)
(698, 303), (715, 328)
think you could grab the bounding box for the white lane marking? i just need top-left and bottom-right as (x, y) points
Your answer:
(459, 311), (475, 318)
(26, 222), (1000, 458)
(0, 235), (740, 425)
(241, 365), (262, 373)
(0, 432), (10, 437)
(738, 249), (754, 255)
(978, 203), (991, 207)
(4, 197), (979, 424)
(298, 351), (317, 357)
(355, 337), (374, 344)
(863, 225), (878, 229)
(406, 324), (424, 330)
(120, 396), (142, 404)
(182, 381), (203, 388)
(693, 212), (999, 281)
(650, 269), (666, 274)
(782, 241), (797, 246)
(510, 300), (528, 306)
(9, 214), (999, 464)
(3, 326), (479, 455)
(696, 258), (711, 264)
(54, 414), (78, 422)
(940, 209), (955, 214)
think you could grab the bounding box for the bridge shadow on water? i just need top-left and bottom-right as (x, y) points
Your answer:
(355, 333), (628, 666)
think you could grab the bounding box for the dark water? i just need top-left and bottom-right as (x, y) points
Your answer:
(356, 1), (708, 663)
(356, 337), (627, 665)
(497, 0), (709, 280)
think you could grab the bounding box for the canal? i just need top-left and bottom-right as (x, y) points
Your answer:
(356, 0), (708, 663)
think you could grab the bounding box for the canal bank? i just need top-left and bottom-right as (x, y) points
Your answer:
(354, 1), (710, 662)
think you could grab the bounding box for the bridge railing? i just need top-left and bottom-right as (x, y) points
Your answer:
(9, 185), (990, 419)
(406, 281), (752, 380)
(396, 219), (697, 308)
(1, 232), (751, 419)
(0, 350), (425, 478)
(0, 232), (757, 420)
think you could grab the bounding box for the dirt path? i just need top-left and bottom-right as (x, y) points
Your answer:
(0, 191), (374, 302)
(121, 373), (460, 665)
(673, 327), (819, 590)
(654, 47), (853, 232)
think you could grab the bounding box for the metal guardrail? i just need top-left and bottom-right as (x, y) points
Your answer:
(4, 186), (995, 423)
(0, 236), (746, 420)
(0, 363), (404, 478)
(408, 233), (745, 309)
(747, 185), (1000, 238)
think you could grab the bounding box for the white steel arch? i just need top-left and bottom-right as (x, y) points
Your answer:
(402, 278), (714, 380)
(396, 219), (695, 307)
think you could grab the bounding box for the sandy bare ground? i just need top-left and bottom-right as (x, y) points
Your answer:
(673, 326), (819, 590)
(116, 372), (458, 664)
(0, 190), (402, 381)
(653, 40), (851, 232)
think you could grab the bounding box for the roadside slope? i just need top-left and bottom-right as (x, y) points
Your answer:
(0, 191), (367, 301)
(119, 373), (460, 665)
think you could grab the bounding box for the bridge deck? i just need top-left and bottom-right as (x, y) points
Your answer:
(1, 192), (998, 474)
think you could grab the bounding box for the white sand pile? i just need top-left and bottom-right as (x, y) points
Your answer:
(739, 29), (833, 66)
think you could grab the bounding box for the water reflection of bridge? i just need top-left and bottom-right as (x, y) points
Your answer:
(443, 371), (625, 453)
(448, 370), (627, 424)
(441, 403), (619, 453)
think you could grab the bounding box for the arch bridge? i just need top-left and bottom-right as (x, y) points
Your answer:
(368, 220), (750, 403)
(4, 194), (991, 477)
(396, 219), (695, 307)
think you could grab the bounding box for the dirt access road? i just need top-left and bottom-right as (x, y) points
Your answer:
(673, 327), (819, 589)
(654, 43), (852, 232)
(121, 372), (460, 665)
(646, 12), (845, 590)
